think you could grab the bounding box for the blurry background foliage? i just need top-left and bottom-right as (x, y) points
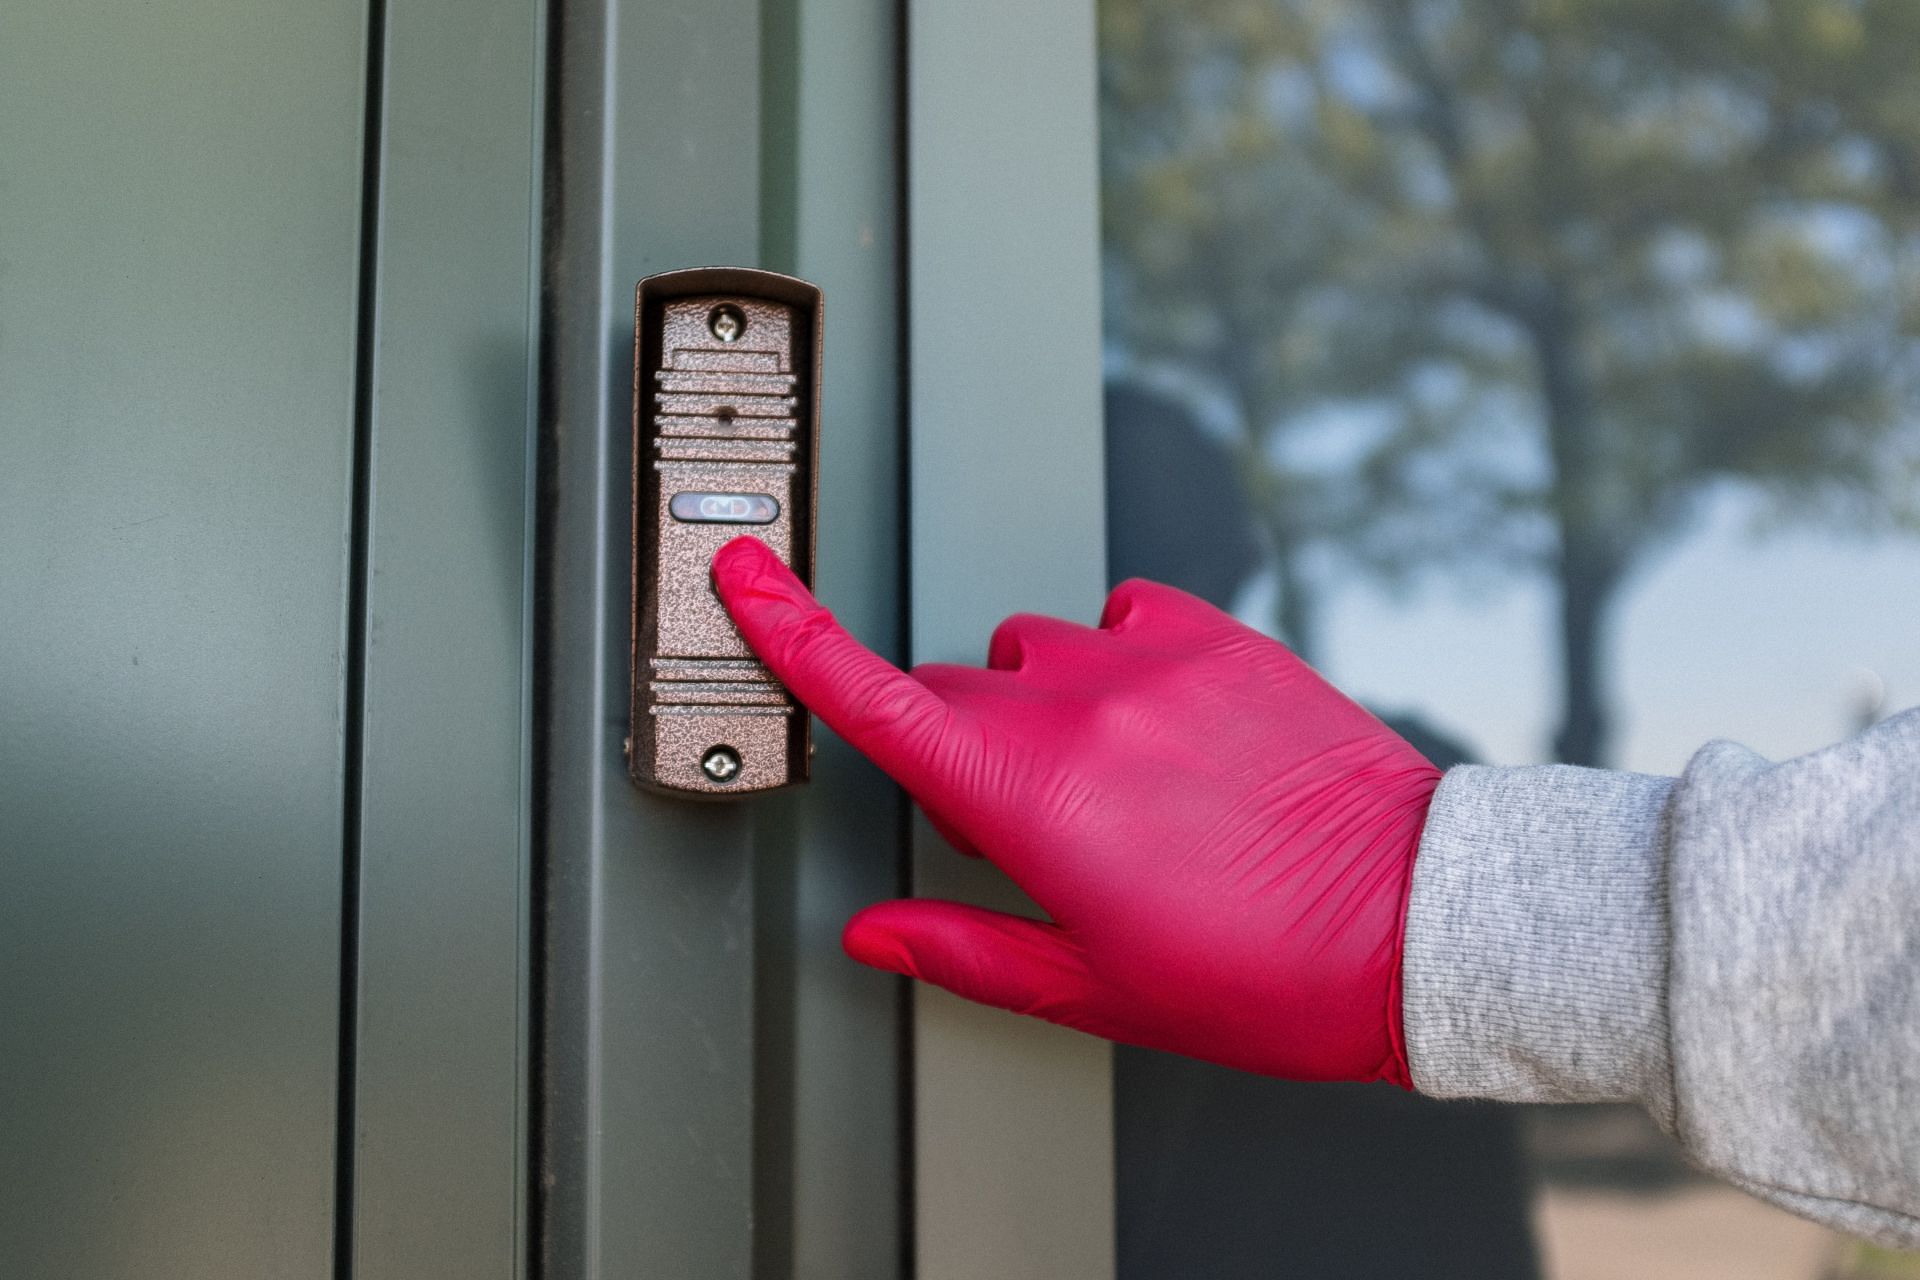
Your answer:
(1100, 0), (1920, 766)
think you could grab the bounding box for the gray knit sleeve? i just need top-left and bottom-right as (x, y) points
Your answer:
(1401, 708), (1920, 1248)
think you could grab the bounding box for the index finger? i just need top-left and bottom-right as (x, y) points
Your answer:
(712, 536), (949, 785)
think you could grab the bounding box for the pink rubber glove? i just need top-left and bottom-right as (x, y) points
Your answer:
(712, 537), (1440, 1086)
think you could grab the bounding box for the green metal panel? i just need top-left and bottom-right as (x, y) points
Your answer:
(0, 1), (370, 1276)
(906, 3), (1117, 1278)
(757, 1), (909, 1275)
(543, 2), (914, 1274)
(540, 1), (766, 1275)
(345, 0), (544, 1275)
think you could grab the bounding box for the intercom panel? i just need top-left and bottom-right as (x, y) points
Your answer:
(629, 267), (820, 796)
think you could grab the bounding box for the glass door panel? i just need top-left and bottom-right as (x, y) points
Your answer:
(1099, 2), (1920, 1277)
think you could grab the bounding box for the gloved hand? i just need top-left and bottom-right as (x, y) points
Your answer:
(712, 536), (1441, 1086)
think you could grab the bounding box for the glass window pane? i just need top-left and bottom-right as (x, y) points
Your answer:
(1099, 2), (1920, 1276)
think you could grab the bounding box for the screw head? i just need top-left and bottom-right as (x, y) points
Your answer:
(708, 304), (745, 343)
(701, 744), (743, 784)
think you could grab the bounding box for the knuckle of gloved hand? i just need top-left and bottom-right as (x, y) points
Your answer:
(986, 616), (1023, 658)
(1093, 689), (1161, 741)
(1100, 577), (1170, 630)
(842, 671), (935, 737)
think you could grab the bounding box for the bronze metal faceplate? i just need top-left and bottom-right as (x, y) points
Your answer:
(630, 268), (820, 795)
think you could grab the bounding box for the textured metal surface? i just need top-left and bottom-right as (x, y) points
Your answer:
(629, 270), (820, 796)
(0, 0), (366, 1274)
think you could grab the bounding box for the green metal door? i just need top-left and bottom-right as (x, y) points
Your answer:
(2, 0), (541, 1276)
(1, 2), (370, 1274)
(4, 1), (1115, 1276)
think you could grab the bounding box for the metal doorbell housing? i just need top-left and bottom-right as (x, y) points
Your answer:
(628, 267), (821, 796)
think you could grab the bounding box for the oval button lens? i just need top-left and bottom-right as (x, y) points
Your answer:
(668, 491), (782, 525)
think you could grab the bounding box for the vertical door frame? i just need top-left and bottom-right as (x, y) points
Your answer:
(538, 2), (910, 1276)
(541, 5), (921, 1274)
(538, 0), (769, 1271)
(537, 2), (1113, 1275)
(905, 4), (1117, 1278)
(345, 0), (547, 1274)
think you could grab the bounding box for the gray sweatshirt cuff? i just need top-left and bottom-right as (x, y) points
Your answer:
(1401, 763), (1678, 1125)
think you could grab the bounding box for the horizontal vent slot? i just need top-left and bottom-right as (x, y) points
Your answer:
(652, 414), (797, 441)
(656, 370), (797, 395)
(650, 681), (792, 706)
(651, 657), (775, 681)
(650, 704), (795, 718)
(654, 439), (796, 463)
(654, 392), (797, 419)
(653, 460), (797, 480)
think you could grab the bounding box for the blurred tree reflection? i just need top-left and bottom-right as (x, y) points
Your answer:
(1102, 0), (1920, 764)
